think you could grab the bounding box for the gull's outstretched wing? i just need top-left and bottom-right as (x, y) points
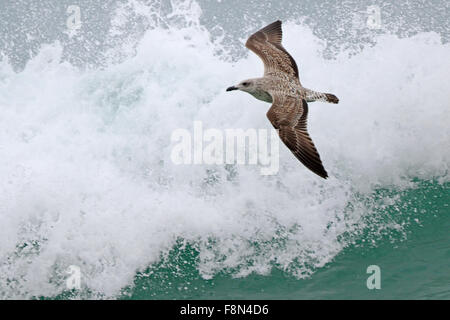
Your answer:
(245, 20), (299, 80)
(267, 95), (328, 178)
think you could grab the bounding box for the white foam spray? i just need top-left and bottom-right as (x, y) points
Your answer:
(0, 2), (448, 299)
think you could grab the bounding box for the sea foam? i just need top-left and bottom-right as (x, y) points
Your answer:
(0, 3), (449, 299)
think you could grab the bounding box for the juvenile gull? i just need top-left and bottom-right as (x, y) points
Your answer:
(226, 20), (339, 179)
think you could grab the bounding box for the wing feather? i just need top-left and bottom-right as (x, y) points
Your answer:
(267, 96), (328, 179)
(245, 20), (300, 79)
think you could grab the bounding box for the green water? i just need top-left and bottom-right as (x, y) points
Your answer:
(122, 181), (449, 300)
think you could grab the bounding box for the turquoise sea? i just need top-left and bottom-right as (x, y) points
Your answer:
(125, 181), (450, 300)
(0, 0), (448, 300)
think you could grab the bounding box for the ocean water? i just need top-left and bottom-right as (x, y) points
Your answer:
(0, 0), (449, 300)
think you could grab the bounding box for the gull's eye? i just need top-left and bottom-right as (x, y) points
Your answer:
(242, 82), (250, 86)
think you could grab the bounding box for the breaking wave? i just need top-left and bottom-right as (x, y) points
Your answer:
(0, 0), (448, 299)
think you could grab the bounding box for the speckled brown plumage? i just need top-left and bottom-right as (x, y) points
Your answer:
(227, 20), (339, 179)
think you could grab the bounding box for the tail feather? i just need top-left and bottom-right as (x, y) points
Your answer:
(325, 93), (339, 104)
(304, 88), (339, 104)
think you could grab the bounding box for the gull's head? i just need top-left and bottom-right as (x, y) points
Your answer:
(226, 79), (257, 94)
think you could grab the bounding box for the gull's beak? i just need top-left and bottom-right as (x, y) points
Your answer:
(226, 86), (238, 92)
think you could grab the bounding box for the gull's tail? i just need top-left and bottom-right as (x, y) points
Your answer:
(304, 88), (339, 104)
(324, 93), (339, 104)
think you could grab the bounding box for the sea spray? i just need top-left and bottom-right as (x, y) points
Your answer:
(0, 1), (448, 299)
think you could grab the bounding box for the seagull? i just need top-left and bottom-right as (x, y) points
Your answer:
(226, 20), (339, 179)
